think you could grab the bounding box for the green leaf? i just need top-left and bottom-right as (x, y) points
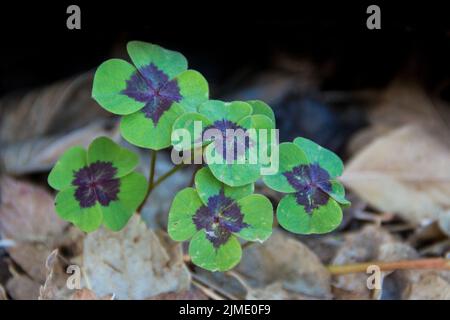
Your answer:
(328, 180), (351, 206)
(262, 142), (308, 193)
(54, 187), (103, 232)
(168, 188), (203, 241)
(205, 143), (261, 187)
(172, 112), (212, 151)
(277, 194), (342, 234)
(189, 230), (242, 272)
(293, 137), (343, 178)
(101, 172), (147, 231)
(239, 114), (275, 130)
(239, 114), (276, 163)
(54, 172), (146, 233)
(235, 194), (273, 242)
(247, 100), (276, 125)
(87, 137), (139, 178)
(198, 100), (252, 123)
(48, 146), (87, 191)
(120, 102), (185, 150)
(194, 167), (254, 205)
(204, 113), (274, 187)
(175, 70), (209, 112)
(126, 41), (187, 79)
(92, 59), (145, 115)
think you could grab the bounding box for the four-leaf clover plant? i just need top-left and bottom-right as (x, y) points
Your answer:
(168, 167), (273, 271)
(263, 137), (350, 234)
(172, 99), (275, 186)
(48, 137), (147, 232)
(48, 41), (350, 272)
(92, 41), (209, 150)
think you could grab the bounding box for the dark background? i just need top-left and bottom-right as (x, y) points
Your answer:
(1, 2), (449, 94)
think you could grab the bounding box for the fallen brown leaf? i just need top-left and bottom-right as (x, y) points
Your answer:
(0, 176), (68, 282)
(342, 125), (450, 227)
(246, 282), (318, 300)
(331, 225), (395, 299)
(6, 272), (41, 300)
(83, 216), (190, 299)
(147, 288), (208, 300)
(0, 283), (7, 300)
(0, 72), (110, 144)
(236, 229), (332, 299)
(70, 288), (113, 300)
(0, 121), (119, 175)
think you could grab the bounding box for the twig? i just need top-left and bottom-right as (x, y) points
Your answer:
(226, 270), (253, 294)
(327, 258), (450, 275)
(191, 273), (238, 300)
(191, 279), (225, 300)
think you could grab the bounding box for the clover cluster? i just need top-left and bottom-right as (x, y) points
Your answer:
(48, 41), (350, 271)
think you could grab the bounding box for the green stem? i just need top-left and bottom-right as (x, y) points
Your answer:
(189, 165), (201, 187)
(148, 149), (157, 189)
(149, 163), (184, 192)
(137, 150), (157, 213)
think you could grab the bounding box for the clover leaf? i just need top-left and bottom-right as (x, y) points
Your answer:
(48, 137), (147, 232)
(247, 100), (276, 125)
(168, 167), (273, 271)
(92, 41), (209, 150)
(172, 100), (275, 186)
(263, 138), (350, 234)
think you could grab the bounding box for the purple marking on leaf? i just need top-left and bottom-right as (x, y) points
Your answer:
(193, 190), (248, 248)
(204, 119), (253, 161)
(121, 63), (181, 125)
(283, 163), (332, 213)
(72, 161), (120, 208)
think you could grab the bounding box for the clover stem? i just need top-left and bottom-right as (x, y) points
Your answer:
(149, 149), (157, 189)
(137, 150), (158, 213)
(326, 258), (450, 275)
(241, 241), (256, 250)
(189, 165), (201, 187)
(148, 163), (185, 193)
(137, 162), (184, 214)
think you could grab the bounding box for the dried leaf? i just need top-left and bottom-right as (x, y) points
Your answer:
(38, 250), (59, 300)
(147, 288), (208, 300)
(38, 250), (75, 300)
(378, 243), (450, 300)
(6, 272), (41, 300)
(0, 72), (110, 144)
(342, 125), (450, 226)
(331, 225), (395, 299)
(438, 210), (450, 237)
(70, 288), (113, 300)
(369, 80), (450, 134)
(236, 229), (332, 298)
(0, 284), (7, 300)
(0, 121), (119, 175)
(405, 271), (450, 299)
(347, 80), (450, 155)
(83, 216), (190, 299)
(246, 282), (317, 300)
(0, 176), (68, 282)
